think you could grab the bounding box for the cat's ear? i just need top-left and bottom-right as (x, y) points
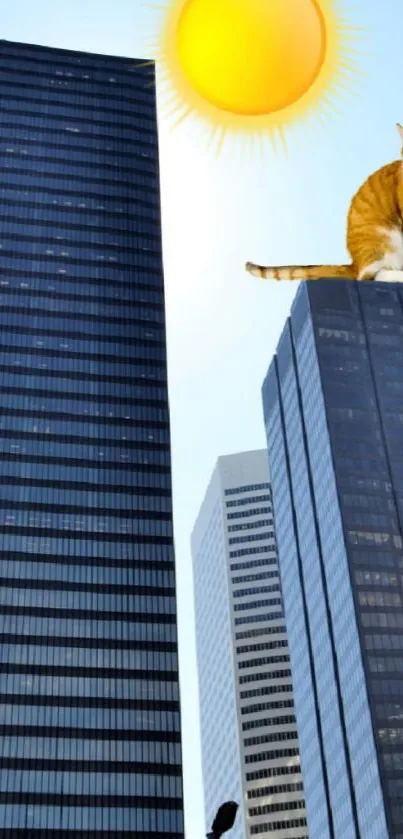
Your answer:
(397, 123), (403, 142)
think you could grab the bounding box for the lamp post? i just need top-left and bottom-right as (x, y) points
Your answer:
(206, 801), (239, 839)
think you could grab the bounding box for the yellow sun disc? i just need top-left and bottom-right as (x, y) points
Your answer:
(176, 0), (326, 115)
(147, 0), (364, 153)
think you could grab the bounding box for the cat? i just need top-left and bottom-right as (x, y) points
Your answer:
(246, 124), (403, 283)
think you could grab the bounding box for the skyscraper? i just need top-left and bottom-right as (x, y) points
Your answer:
(191, 450), (307, 839)
(262, 279), (403, 839)
(0, 39), (183, 835)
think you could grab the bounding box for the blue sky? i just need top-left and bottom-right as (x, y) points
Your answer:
(2, 1), (403, 836)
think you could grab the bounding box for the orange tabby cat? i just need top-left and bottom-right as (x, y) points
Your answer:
(246, 124), (403, 283)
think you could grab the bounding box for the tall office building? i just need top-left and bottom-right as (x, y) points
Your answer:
(0, 40), (183, 835)
(262, 279), (403, 839)
(191, 450), (307, 839)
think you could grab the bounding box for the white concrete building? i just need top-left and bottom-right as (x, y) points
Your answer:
(191, 450), (307, 839)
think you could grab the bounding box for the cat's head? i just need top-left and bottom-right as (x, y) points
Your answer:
(397, 123), (403, 155)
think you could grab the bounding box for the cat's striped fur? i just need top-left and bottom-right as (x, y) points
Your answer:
(246, 124), (403, 283)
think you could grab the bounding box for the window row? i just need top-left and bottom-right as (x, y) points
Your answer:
(0, 56), (156, 95)
(0, 184), (159, 220)
(247, 781), (303, 799)
(230, 546), (277, 560)
(241, 699), (294, 716)
(233, 584), (280, 599)
(378, 727), (403, 745)
(0, 614), (176, 644)
(227, 507), (271, 520)
(0, 329), (166, 362)
(0, 587), (176, 615)
(234, 597), (282, 612)
(229, 533), (273, 546)
(240, 684), (293, 701)
(0, 441), (169, 470)
(365, 634), (403, 652)
(0, 139), (156, 174)
(238, 653), (289, 670)
(369, 656), (403, 674)
(228, 519), (273, 533)
(225, 484), (270, 496)
(0, 91), (157, 131)
(244, 730), (297, 748)
(235, 611), (284, 627)
(0, 536), (172, 563)
(242, 713), (295, 731)
(0, 644), (178, 672)
(245, 762), (301, 782)
(361, 611), (403, 630)
(239, 669), (291, 686)
(355, 570), (398, 587)
(232, 570), (279, 586)
(0, 352), (166, 381)
(0, 395), (168, 424)
(0, 417), (169, 446)
(0, 802), (183, 832)
(0, 462), (171, 489)
(0, 167), (159, 203)
(0, 112), (156, 148)
(0, 376), (166, 406)
(226, 494), (271, 508)
(0, 483), (172, 514)
(237, 639), (287, 656)
(0, 767), (181, 798)
(0, 293), (163, 321)
(0, 274), (162, 303)
(0, 234), (161, 266)
(250, 818), (307, 834)
(0, 673), (179, 701)
(0, 129), (157, 167)
(359, 591), (401, 607)
(249, 799), (305, 817)
(245, 747), (299, 765)
(0, 312), (163, 340)
(0, 733), (181, 762)
(235, 624), (286, 641)
(0, 559), (174, 588)
(0, 704), (180, 732)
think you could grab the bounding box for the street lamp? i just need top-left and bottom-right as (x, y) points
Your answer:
(206, 801), (239, 839)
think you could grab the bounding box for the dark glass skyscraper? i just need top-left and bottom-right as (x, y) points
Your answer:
(0, 39), (183, 835)
(262, 280), (403, 839)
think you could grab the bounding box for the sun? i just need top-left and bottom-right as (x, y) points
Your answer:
(145, 0), (363, 153)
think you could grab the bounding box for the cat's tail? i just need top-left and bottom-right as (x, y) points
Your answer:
(245, 261), (355, 280)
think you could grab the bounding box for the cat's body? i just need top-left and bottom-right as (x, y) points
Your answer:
(246, 125), (403, 283)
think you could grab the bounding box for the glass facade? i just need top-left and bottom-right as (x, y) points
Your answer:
(262, 280), (403, 839)
(0, 40), (183, 835)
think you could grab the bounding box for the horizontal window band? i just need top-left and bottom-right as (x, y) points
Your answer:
(0, 129), (158, 164)
(0, 48), (155, 85)
(0, 346), (166, 365)
(0, 476), (172, 496)
(0, 429), (169, 451)
(0, 408), (170, 432)
(0, 305), (164, 328)
(0, 664), (179, 680)
(0, 498), (171, 518)
(0, 555), (174, 572)
(0, 453), (170, 474)
(0, 260), (163, 283)
(0, 694), (180, 711)
(0, 605), (177, 623)
(0, 249), (162, 274)
(0, 147), (158, 181)
(0, 579), (175, 595)
(0, 219), (161, 247)
(0, 366), (167, 387)
(0, 792), (182, 809)
(0, 176), (159, 212)
(0, 391), (168, 411)
(0, 104), (156, 137)
(0, 194), (159, 224)
(0, 78), (157, 117)
(0, 325), (165, 348)
(0, 757), (182, 774)
(0, 725), (181, 743)
(0, 634), (177, 652)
